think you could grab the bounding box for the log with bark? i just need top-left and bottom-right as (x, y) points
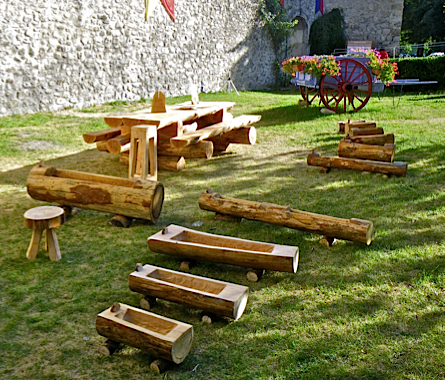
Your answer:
(27, 164), (164, 223)
(338, 140), (395, 162)
(307, 152), (407, 177)
(344, 133), (395, 146)
(208, 126), (256, 150)
(349, 127), (384, 137)
(147, 224), (299, 273)
(129, 264), (249, 320)
(83, 127), (121, 144)
(107, 133), (131, 155)
(96, 302), (193, 363)
(345, 121), (377, 135)
(198, 191), (374, 245)
(170, 115), (261, 148)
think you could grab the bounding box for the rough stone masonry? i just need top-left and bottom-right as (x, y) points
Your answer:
(0, 0), (403, 116)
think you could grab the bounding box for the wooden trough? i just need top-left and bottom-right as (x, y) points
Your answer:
(27, 164), (164, 226)
(129, 264), (249, 320)
(198, 191), (374, 245)
(96, 302), (193, 365)
(147, 224), (299, 273)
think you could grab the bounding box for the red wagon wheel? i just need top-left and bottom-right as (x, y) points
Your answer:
(319, 58), (372, 113)
(299, 86), (320, 105)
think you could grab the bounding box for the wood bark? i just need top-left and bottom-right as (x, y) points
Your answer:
(209, 126), (256, 147)
(307, 152), (407, 177)
(345, 133), (395, 146)
(107, 133), (131, 155)
(170, 115), (261, 148)
(338, 141), (395, 162)
(349, 127), (384, 137)
(345, 121), (376, 135)
(147, 224), (299, 273)
(129, 264), (249, 320)
(83, 127), (121, 143)
(96, 303), (193, 364)
(27, 164), (164, 223)
(198, 191), (374, 245)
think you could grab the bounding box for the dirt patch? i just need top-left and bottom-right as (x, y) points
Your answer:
(18, 140), (62, 151)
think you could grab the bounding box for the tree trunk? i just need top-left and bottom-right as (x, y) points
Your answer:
(129, 264), (249, 320)
(198, 191), (374, 245)
(307, 152), (407, 177)
(338, 140), (395, 162)
(27, 164), (164, 223)
(96, 303), (193, 364)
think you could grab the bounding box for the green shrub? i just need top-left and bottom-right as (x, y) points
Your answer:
(391, 56), (445, 89)
(309, 9), (346, 55)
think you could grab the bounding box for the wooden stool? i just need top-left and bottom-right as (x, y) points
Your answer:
(24, 206), (65, 261)
(129, 124), (157, 181)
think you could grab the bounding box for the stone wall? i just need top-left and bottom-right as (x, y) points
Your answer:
(0, 0), (276, 116)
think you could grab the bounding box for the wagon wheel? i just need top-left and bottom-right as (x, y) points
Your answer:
(319, 58), (372, 113)
(299, 86), (320, 105)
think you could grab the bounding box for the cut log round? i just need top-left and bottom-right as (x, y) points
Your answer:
(307, 152), (407, 177)
(96, 303), (193, 364)
(246, 269), (265, 282)
(345, 133), (395, 146)
(198, 192), (374, 245)
(150, 359), (171, 374)
(27, 164), (164, 223)
(338, 140), (395, 162)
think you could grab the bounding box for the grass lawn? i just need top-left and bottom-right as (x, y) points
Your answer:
(1, 90), (445, 380)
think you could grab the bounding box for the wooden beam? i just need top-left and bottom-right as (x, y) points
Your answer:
(83, 127), (121, 144)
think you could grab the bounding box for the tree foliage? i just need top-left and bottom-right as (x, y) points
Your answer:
(401, 0), (445, 43)
(308, 8), (346, 55)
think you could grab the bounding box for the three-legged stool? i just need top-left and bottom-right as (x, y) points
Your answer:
(24, 206), (65, 261)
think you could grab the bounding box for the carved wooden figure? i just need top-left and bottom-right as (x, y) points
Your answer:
(129, 264), (249, 320)
(147, 224), (299, 273)
(96, 302), (193, 365)
(198, 191), (374, 245)
(27, 164), (164, 225)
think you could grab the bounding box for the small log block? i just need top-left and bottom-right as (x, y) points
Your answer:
(129, 264), (249, 320)
(150, 358), (171, 374)
(96, 303), (193, 364)
(170, 115), (261, 148)
(109, 215), (133, 228)
(83, 127), (121, 144)
(27, 164), (164, 223)
(345, 133), (395, 146)
(345, 121), (376, 135)
(209, 126), (256, 147)
(107, 133), (131, 155)
(179, 260), (196, 271)
(349, 127), (384, 137)
(98, 339), (123, 356)
(140, 295), (157, 310)
(158, 156), (186, 171)
(307, 152), (407, 177)
(200, 312), (219, 324)
(246, 269), (265, 282)
(147, 224), (299, 272)
(198, 192), (374, 245)
(319, 236), (336, 247)
(338, 140), (395, 162)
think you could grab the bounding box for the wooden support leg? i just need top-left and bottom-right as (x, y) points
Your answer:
(98, 339), (123, 356)
(179, 260), (196, 271)
(129, 125), (158, 181)
(46, 228), (61, 261)
(246, 269), (265, 282)
(201, 311), (219, 324)
(140, 296), (157, 310)
(319, 236), (336, 247)
(26, 228), (43, 260)
(150, 358), (171, 374)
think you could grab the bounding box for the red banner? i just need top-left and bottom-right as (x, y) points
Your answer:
(160, 0), (175, 21)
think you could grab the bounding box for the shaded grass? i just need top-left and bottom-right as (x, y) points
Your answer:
(1, 90), (445, 379)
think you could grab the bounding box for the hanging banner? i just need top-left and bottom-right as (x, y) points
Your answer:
(160, 0), (175, 21)
(315, 0), (324, 15)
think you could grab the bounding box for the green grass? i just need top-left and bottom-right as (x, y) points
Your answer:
(1, 90), (445, 379)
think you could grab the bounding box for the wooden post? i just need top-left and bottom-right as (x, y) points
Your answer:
(27, 164), (164, 223)
(307, 152), (407, 177)
(96, 303), (193, 364)
(129, 125), (158, 181)
(198, 191), (374, 245)
(338, 140), (395, 162)
(129, 264), (249, 320)
(147, 224), (299, 272)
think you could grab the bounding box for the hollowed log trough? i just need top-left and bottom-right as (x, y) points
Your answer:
(27, 164), (164, 225)
(147, 224), (299, 273)
(129, 264), (249, 320)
